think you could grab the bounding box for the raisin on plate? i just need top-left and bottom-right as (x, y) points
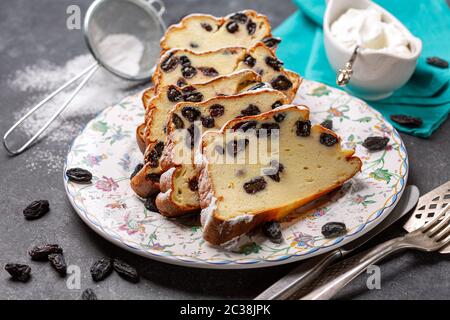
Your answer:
(262, 221), (283, 244)
(66, 168), (93, 183)
(362, 136), (390, 151)
(322, 222), (347, 238)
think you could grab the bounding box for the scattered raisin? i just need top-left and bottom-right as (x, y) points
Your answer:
(320, 133), (338, 146)
(201, 116), (215, 128)
(247, 82), (267, 91)
(183, 91), (203, 102)
(263, 161), (284, 182)
(227, 139), (249, 157)
(271, 101), (283, 109)
(362, 136), (390, 151)
(265, 56), (283, 71)
(226, 21), (239, 33)
(23, 200), (50, 220)
(320, 119), (333, 130)
(259, 123), (280, 137)
(28, 244), (63, 261)
(263, 37), (281, 48)
(201, 22), (213, 32)
(5, 263), (31, 282)
(66, 168), (92, 183)
(198, 67), (219, 77)
(273, 113), (286, 123)
(181, 106), (201, 122)
(229, 12), (248, 23)
(113, 258), (140, 283)
(243, 177), (267, 194)
(209, 104), (225, 117)
(243, 54), (256, 67)
(179, 55), (191, 67)
(172, 113), (184, 129)
(390, 114), (423, 127)
(167, 85), (183, 102)
(90, 257), (113, 282)
(426, 56), (448, 69)
(322, 222), (347, 238)
(181, 66), (197, 79)
(190, 42), (199, 49)
(81, 288), (98, 300)
(146, 173), (160, 183)
(241, 104), (261, 116)
(295, 120), (311, 137)
(177, 78), (187, 87)
(130, 163), (143, 180)
(246, 19), (256, 35)
(233, 120), (257, 132)
(160, 54), (179, 72)
(271, 75), (292, 91)
(144, 196), (158, 212)
(188, 178), (199, 191)
(262, 221), (282, 243)
(48, 253), (67, 276)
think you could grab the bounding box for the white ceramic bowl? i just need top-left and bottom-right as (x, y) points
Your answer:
(323, 0), (422, 101)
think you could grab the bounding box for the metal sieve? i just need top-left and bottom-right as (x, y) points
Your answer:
(3, 0), (166, 155)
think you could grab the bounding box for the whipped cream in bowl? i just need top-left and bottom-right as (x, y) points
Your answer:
(324, 0), (422, 100)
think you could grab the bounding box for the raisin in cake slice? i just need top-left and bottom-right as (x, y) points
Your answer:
(160, 10), (279, 53)
(131, 70), (262, 198)
(152, 44), (301, 101)
(155, 89), (289, 216)
(198, 106), (362, 245)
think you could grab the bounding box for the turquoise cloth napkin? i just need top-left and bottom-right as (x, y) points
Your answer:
(274, 0), (450, 137)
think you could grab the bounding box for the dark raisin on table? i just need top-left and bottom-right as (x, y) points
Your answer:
(166, 85), (183, 102)
(48, 253), (67, 276)
(320, 119), (333, 130)
(130, 163), (143, 180)
(144, 196), (158, 212)
(265, 56), (283, 71)
(295, 120), (311, 137)
(322, 222), (347, 238)
(426, 56), (448, 69)
(262, 37), (282, 48)
(113, 258), (140, 283)
(262, 221), (283, 244)
(209, 104), (225, 117)
(28, 244), (63, 261)
(226, 21), (239, 33)
(181, 106), (201, 122)
(172, 113), (184, 129)
(243, 176), (267, 194)
(243, 54), (256, 68)
(23, 200), (50, 220)
(5, 263), (31, 282)
(81, 288), (98, 300)
(160, 54), (179, 72)
(362, 136), (390, 151)
(66, 168), (93, 183)
(320, 133), (338, 146)
(270, 75), (292, 91)
(90, 257), (113, 282)
(390, 114), (423, 127)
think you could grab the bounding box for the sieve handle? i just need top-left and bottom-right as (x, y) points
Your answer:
(2, 62), (100, 156)
(147, 0), (165, 16)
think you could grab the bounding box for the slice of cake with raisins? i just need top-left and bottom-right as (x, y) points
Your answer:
(155, 89), (289, 216)
(197, 106), (362, 245)
(130, 70), (262, 198)
(152, 43), (301, 101)
(160, 10), (280, 53)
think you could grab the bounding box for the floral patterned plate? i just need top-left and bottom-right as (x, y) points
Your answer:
(64, 80), (408, 269)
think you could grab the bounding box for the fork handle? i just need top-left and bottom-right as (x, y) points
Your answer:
(301, 236), (408, 300)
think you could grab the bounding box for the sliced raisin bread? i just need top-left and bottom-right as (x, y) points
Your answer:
(130, 70), (262, 198)
(198, 106), (362, 245)
(160, 11), (278, 53)
(155, 89), (289, 216)
(152, 44), (301, 101)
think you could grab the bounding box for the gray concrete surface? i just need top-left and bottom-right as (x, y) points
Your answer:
(0, 0), (449, 300)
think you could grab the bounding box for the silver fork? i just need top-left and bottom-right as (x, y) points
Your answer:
(301, 204), (450, 300)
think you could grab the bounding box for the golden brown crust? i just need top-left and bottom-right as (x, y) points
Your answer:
(135, 123), (147, 154)
(198, 106), (362, 245)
